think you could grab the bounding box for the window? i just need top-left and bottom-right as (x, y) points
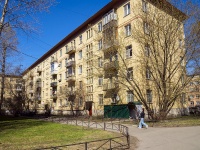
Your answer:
(190, 101), (194, 106)
(79, 81), (83, 89)
(126, 45), (132, 58)
(142, 0), (148, 13)
(196, 95), (200, 99)
(98, 39), (103, 50)
(196, 101), (200, 105)
(146, 67), (151, 79)
(98, 76), (103, 86)
(145, 44), (151, 57)
(59, 61), (62, 68)
(179, 39), (183, 47)
(144, 22), (150, 34)
(127, 91), (134, 102)
(59, 99), (62, 107)
(78, 65), (82, 74)
(99, 94), (103, 105)
(127, 67), (133, 80)
(59, 74), (62, 81)
(124, 3), (130, 16)
(125, 24), (131, 36)
(79, 35), (82, 44)
(79, 50), (82, 59)
(87, 28), (93, 39)
(98, 22), (102, 32)
(146, 89), (152, 102)
(79, 97), (83, 106)
(98, 57), (103, 67)
(60, 49), (62, 57)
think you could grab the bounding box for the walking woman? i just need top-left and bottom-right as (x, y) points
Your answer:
(138, 108), (148, 129)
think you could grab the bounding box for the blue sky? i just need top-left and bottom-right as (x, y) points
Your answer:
(18, 0), (111, 70)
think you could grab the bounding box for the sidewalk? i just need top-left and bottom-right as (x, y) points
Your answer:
(127, 124), (200, 150)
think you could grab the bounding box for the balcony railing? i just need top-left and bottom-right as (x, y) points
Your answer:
(51, 70), (58, 75)
(103, 18), (118, 30)
(102, 40), (119, 51)
(67, 91), (76, 96)
(50, 82), (57, 87)
(66, 74), (76, 82)
(66, 46), (76, 54)
(66, 61), (75, 67)
(29, 89), (34, 93)
(37, 67), (42, 73)
(103, 83), (119, 91)
(50, 94), (57, 99)
(51, 58), (57, 63)
(104, 61), (119, 70)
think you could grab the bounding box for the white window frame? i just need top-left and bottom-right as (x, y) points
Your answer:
(98, 39), (103, 50)
(98, 22), (102, 32)
(78, 65), (82, 74)
(98, 57), (103, 67)
(144, 22), (150, 34)
(127, 91), (134, 102)
(79, 50), (82, 59)
(142, 0), (148, 13)
(125, 24), (131, 36)
(79, 35), (82, 44)
(146, 89), (152, 102)
(99, 94), (104, 105)
(146, 67), (151, 79)
(124, 3), (130, 16)
(126, 45), (132, 58)
(98, 76), (103, 86)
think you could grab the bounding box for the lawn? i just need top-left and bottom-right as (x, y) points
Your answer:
(126, 115), (200, 127)
(0, 116), (120, 150)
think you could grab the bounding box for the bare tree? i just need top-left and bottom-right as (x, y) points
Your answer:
(0, 26), (17, 113)
(92, 0), (200, 120)
(0, 0), (56, 114)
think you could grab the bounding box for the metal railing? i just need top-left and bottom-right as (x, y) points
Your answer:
(38, 117), (130, 150)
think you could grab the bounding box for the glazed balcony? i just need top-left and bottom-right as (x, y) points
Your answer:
(50, 82), (57, 87)
(66, 46), (76, 54)
(103, 83), (119, 91)
(66, 61), (76, 68)
(104, 61), (119, 70)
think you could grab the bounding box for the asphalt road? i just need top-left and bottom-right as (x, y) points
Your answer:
(128, 125), (200, 150)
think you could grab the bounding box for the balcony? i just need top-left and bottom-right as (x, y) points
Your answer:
(66, 46), (76, 54)
(50, 82), (57, 87)
(103, 83), (119, 91)
(66, 61), (76, 67)
(51, 70), (58, 75)
(29, 81), (33, 86)
(102, 40), (119, 52)
(104, 61), (119, 70)
(50, 94), (57, 99)
(103, 18), (118, 30)
(67, 91), (76, 96)
(51, 57), (57, 63)
(37, 67), (42, 73)
(66, 74), (76, 82)
(29, 89), (34, 93)
(16, 88), (22, 92)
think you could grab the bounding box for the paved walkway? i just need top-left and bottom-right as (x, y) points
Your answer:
(127, 124), (200, 150)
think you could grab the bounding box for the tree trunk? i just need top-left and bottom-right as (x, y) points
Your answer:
(0, 0), (9, 35)
(0, 47), (6, 114)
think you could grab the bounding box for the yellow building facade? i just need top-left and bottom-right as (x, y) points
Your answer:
(22, 0), (186, 116)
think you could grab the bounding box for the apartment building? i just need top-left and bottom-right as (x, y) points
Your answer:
(187, 75), (200, 107)
(0, 75), (24, 112)
(22, 0), (186, 115)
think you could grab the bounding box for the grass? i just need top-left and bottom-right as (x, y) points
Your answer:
(122, 115), (200, 127)
(148, 115), (200, 127)
(0, 116), (120, 150)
